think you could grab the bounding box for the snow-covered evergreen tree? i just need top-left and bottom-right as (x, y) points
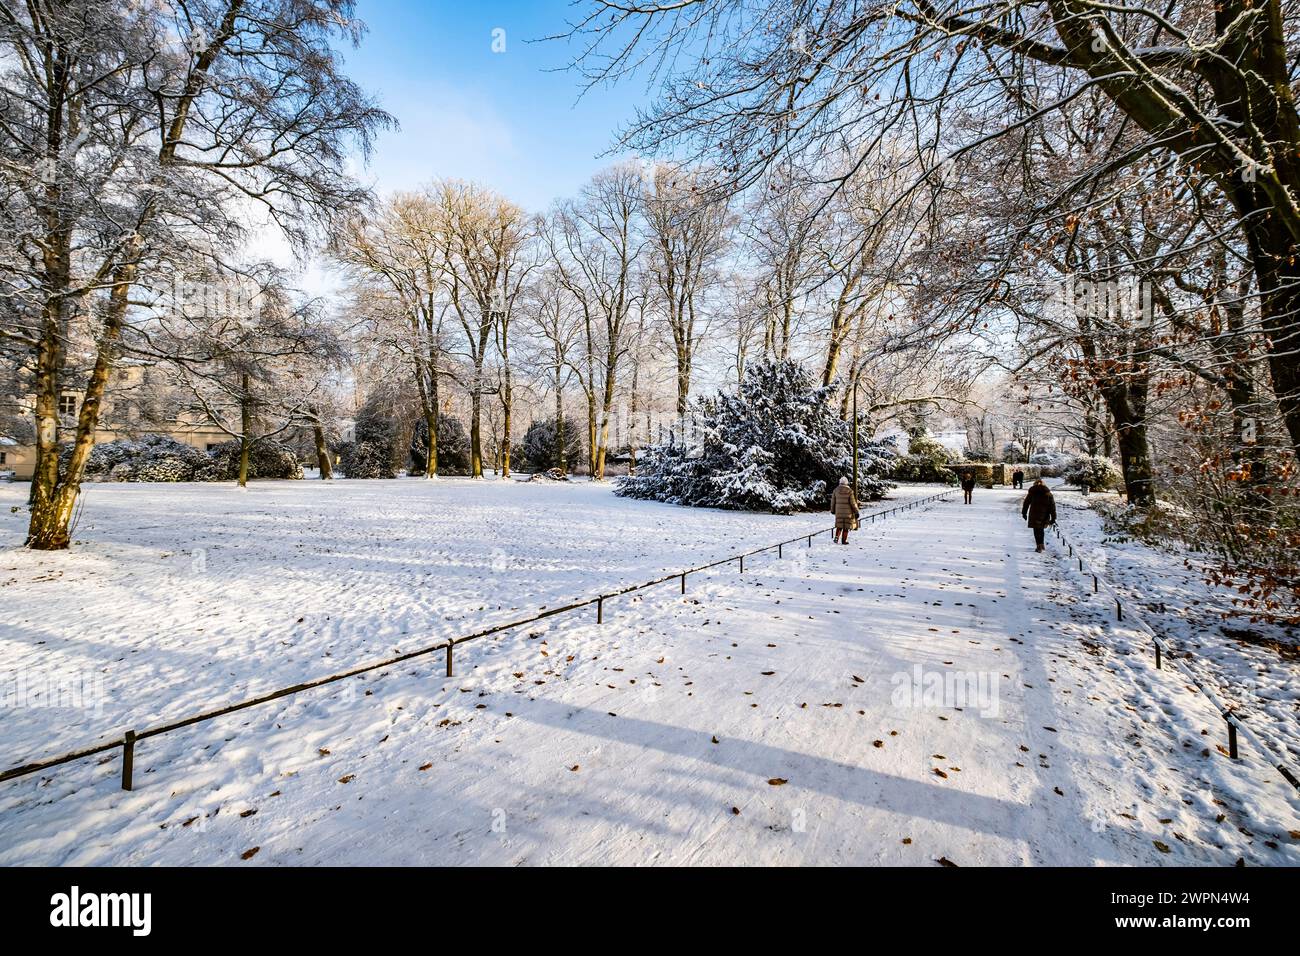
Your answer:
(618, 359), (895, 512)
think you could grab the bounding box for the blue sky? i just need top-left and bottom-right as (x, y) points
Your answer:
(338, 1), (651, 211)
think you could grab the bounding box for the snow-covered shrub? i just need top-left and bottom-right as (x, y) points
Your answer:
(1030, 450), (1072, 477)
(892, 430), (959, 484)
(515, 415), (584, 473)
(61, 435), (208, 482)
(338, 440), (394, 479)
(1000, 440), (1026, 463)
(963, 448), (993, 462)
(1064, 454), (1120, 491)
(409, 414), (471, 475)
(205, 440), (304, 480)
(617, 359), (896, 513)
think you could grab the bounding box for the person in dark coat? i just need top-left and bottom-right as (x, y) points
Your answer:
(1012, 469), (1024, 489)
(830, 476), (859, 544)
(960, 473), (976, 504)
(1021, 479), (1056, 552)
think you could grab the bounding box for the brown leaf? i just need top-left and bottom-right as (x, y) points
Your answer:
(568, 764), (580, 772)
(240, 847), (260, 861)
(767, 777), (788, 786)
(337, 774), (355, 784)
(933, 768), (948, 779)
(239, 808), (258, 818)
(418, 763), (432, 771)
(1153, 840), (1171, 853)
(936, 856), (958, 867)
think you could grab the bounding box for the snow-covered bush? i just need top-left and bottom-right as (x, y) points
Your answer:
(409, 414), (471, 475)
(617, 359), (895, 513)
(1030, 450), (1072, 477)
(205, 440), (304, 480)
(1000, 440), (1026, 463)
(338, 440), (394, 479)
(892, 430), (959, 484)
(61, 435), (209, 482)
(1064, 454), (1120, 491)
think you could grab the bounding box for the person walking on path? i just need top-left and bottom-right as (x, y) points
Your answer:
(1012, 469), (1024, 489)
(831, 476), (859, 544)
(960, 473), (976, 504)
(1021, 479), (1057, 552)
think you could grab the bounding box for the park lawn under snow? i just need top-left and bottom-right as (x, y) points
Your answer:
(0, 478), (1297, 865)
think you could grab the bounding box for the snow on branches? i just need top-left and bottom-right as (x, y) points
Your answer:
(618, 359), (895, 512)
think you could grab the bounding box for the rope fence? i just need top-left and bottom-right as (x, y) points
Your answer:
(1, 489), (954, 792)
(1047, 519), (1300, 792)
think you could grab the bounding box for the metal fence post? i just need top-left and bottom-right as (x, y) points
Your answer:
(597, 596), (604, 623)
(1228, 720), (1239, 759)
(446, 642), (453, 677)
(1155, 641), (1161, 669)
(1116, 600), (1123, 621)
(681, 572), (686, 594)
(121, 730), (136, 791)
(739, 554), (745, 573)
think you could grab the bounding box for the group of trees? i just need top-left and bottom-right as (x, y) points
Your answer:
(0, 0), (388, 546)
(562, 0), (1300, 618)
(338, 150), (985, 488)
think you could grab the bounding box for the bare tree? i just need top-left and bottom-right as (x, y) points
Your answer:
(545, 163), (646, 478)
(641, 163), (730, 419)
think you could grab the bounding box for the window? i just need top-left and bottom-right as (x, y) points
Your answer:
(0, 452), (6, 465)
(58, 395), (77, 416)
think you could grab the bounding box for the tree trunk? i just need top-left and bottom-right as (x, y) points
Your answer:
(1103, 387), (1154, 506)
(501, 380), (512, 479)
(586, 390), (597, 475)
(26, 243), (138, 549)
(1243, 215), (1300, 458)
(313, 423), (332, 479)
(424, 409), (439, 478)
(594, 355), (618, 480)
(555, 371), (567, 474)
(470, 388), (483, 478)
(238, 375), (252, 488)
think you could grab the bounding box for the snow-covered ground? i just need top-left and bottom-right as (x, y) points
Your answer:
(1053, 489), (1300, 774)
(0, 479), (1296, 865)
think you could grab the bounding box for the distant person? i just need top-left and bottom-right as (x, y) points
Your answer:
(1021, 479), (1057, 553)
(960, 473), (976, 504)
(831, 476), (859, 544)
(1012, 469), (1024, 489)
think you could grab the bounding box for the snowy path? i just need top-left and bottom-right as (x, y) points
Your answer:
(1, 485), (1296, 865)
